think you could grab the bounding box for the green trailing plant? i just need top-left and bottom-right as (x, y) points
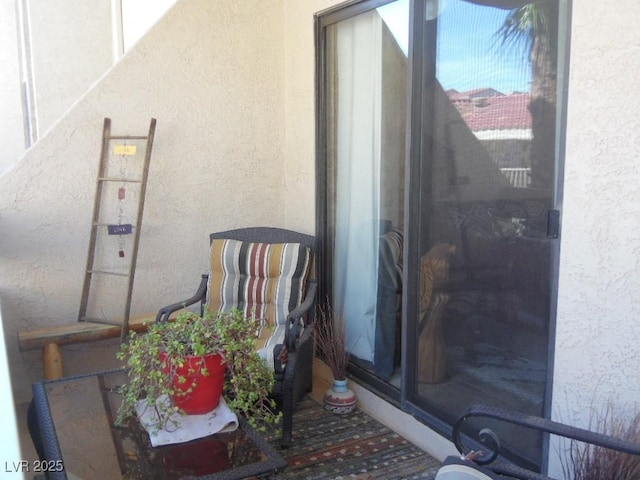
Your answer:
(213, 309), (282, 432)
(116, 309), (281, 433)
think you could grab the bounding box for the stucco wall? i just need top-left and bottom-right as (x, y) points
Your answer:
(0, 0), (26, 173)
(282, 0), (339, 231)
(0, 0), (180, 174)
(1, 0), (286, 403)
(28, 0), (115, 138)
(550, 0), (640, 473)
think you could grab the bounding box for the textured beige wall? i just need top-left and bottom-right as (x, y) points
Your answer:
(552, 0), (640, 444)
(1, 0), (285, 402)
(283, 0), (339, 233)
(1, 0), (182, 174)
(0, 0), (26, 173)
(27, 0), (115, 137)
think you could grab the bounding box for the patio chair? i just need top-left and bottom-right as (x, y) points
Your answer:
(435, 403), (640, 479)
(155, 227), (317, 446)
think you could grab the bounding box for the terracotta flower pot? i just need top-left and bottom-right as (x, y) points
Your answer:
(161, 352), (226, 415)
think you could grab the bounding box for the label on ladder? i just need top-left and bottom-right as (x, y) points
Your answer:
(113, 145), (137, 155)
(108, 224), (133, 235)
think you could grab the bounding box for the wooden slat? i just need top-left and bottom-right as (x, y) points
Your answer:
(43, 344), (63, 380)
(96, 177), (142, 183)
(107, 135), (148, 140)
(87, 270), (129, 277)
(18, 313), (157, 351)
(78, 317), (127, 326)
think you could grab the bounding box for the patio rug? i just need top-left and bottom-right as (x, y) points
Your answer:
(269, 397), (441, 479)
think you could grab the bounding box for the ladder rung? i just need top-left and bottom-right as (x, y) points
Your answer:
(87, 270), (129, 277)
(107, 135), (148, 140)
(79, 317), (124, 327)
(97, 177), (142, 183)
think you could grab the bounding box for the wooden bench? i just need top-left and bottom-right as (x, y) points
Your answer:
(18, 313), (165, 380)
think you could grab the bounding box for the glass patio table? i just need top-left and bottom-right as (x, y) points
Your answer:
(31, 369), (287, 480)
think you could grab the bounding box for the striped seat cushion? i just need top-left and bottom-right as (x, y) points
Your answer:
(206, 239), (312, 370)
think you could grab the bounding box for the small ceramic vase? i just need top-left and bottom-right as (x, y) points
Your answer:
(323, 378), (356, 415)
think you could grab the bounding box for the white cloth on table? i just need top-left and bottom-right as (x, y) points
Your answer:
(135, 395), (238, 447)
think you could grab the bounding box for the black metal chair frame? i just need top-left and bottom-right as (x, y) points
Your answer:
(452, 404), (640, 479)
(155, 227), (317, 446)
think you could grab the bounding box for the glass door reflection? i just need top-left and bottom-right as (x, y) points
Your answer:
(412, 0), (561, 468)
(325, 0), (409, 384)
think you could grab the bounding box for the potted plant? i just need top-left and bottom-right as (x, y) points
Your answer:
(116, 309), (281, 433)
(561, 401), (640, 480)
(315, 302), (356, 414)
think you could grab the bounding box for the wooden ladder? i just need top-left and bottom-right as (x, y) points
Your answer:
(78, 117), (156, 341)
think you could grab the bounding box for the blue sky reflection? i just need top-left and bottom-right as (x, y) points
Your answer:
(378, 0), (532, 93)
(437, 0), (531, 93)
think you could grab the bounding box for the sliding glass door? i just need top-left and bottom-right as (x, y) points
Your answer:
(407, 0), (565, 468)
(317, 0), (568, 469)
